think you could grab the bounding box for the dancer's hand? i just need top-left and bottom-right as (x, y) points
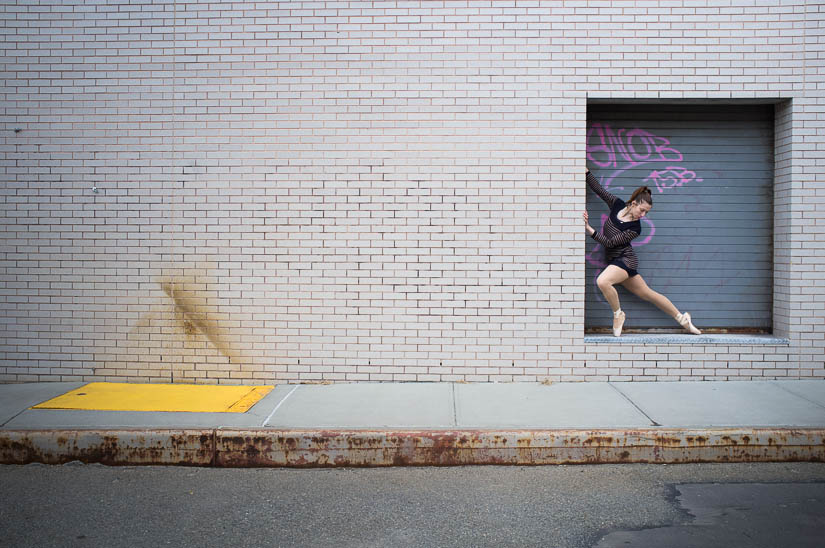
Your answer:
(583, 212), (594, 235)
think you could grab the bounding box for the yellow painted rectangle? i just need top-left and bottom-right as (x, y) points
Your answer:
(31, 383), (274, 413)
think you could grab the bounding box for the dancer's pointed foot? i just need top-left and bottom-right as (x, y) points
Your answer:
(612, 309), (626, 337)
(676, 312), (702, 335)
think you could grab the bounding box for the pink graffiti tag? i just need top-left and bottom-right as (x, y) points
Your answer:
(645, 166), (703, 193)
(586, 123), (683, 170)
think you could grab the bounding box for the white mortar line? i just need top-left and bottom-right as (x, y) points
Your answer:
(262, 385), (300, 427)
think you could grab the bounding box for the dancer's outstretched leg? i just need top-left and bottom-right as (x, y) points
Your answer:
(597, 265), (629, 336)
(621, 275), (702, 334)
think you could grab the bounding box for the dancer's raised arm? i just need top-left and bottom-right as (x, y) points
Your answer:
(586, 168), (618, 208)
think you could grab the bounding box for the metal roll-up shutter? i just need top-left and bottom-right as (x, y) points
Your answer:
(585, 103), (774, 332)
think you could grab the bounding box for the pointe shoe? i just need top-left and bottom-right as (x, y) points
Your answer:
(676, 312), (702, 335)
(612, 310), (626, 337)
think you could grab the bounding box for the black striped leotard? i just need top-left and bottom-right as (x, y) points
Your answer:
(586, 171), (641, 277)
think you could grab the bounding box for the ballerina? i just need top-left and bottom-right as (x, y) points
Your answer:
(584, 167), (702, 337)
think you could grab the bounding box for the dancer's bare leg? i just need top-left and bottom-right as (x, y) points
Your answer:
(621, 275), (702, 334)
(597, 265), (630, 336)
(620, 274), (679, 317)
(597, 265), (629, 313)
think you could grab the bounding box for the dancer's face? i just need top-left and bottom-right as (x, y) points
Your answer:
(629, 201), (651, 220)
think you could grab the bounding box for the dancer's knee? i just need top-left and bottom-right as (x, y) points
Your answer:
(597, 275), (614, 293)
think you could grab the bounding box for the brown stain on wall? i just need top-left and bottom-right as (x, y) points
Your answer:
(114, 263), (252, 380)
(158, 275), (241, 365)
(182, 320), (198, 337)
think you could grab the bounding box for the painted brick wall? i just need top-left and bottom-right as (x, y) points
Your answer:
(1, 0), (823, 384)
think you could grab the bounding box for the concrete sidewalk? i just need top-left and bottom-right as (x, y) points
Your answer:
(1, 380), (824, 467)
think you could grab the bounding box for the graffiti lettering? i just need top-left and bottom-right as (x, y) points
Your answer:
(586, 123), (683, 169)
(645, 166), (703, 194)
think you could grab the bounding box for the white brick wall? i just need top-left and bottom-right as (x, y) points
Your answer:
(1, 0), (823, 383)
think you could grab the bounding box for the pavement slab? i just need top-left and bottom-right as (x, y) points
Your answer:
(0, 383), (84, 427)
(264, 383), (455, 429)
(612, 381), (825, 428)
(455, 382), (653, 428)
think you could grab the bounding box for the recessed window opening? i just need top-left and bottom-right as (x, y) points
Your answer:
(585, 103), (774, 335)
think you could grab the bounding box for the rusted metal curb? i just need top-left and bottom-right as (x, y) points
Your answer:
(214, 429), (825, 467)
(0, 430), (215, 466)
(1, 429), (823, 467)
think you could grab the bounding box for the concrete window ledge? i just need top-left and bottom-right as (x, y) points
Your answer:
(584, 334), (790, 345)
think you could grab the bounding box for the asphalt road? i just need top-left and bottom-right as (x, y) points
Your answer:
(1, 462), (824, 548)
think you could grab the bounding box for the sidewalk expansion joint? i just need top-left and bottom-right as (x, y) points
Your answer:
(608, 383), (662, 426)
(772, 382), (825, 411)
(451, 383), (458, 427)
(0, 407), (29, 429)
(261, 385), (299, 426)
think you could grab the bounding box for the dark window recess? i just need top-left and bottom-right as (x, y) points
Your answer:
(585, 103), (774, 334)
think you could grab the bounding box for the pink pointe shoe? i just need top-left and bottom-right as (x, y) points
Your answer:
(612, 310), (626, 337)
(676, 312), (702, 335)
